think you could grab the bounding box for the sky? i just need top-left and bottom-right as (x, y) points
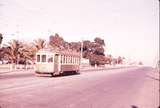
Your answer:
(0, 0), (159, 66)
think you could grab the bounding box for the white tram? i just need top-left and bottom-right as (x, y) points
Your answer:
(35, 48), (81, 76)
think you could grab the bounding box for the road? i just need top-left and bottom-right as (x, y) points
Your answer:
(0, 67), (159, 108)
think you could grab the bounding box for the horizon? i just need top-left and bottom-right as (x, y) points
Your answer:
(0, 0), (159, 66)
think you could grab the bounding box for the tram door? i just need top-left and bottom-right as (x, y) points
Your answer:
(54, 54), (59, 72)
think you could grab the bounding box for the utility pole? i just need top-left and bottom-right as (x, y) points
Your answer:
(80, 38), (83, 67)
(0, 33), (3, 48)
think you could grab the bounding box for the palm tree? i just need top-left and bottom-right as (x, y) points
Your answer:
(32, 38), (46, 51)
(3, 40), (36, 64)
(4, 39), (23, 64)
(18, 43), (36, 63)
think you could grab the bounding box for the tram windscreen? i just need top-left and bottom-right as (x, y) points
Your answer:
(48, 55), (53, 62)
(42, 55), (46, 62)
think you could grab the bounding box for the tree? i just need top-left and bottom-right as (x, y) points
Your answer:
(105, 54), (113, 65)
(116, 56), (125, 64)
(0, 47), (7, 63)
(94, 46), (105, 55)
(94, 37), (105, 46)
(138, 61), (143, 65)
(49, 33), (64, 49)
(69, 42), (81, 51)
(49, 35), (107, 66)
(32, 38), (46, 51)
(89, 54), (106, 66)
(18, 43), (36, 63)
(3, 40), (23, 63)
(1, 40), (38, 64)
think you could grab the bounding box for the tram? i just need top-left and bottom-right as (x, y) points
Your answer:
(35, 48), (81, 76)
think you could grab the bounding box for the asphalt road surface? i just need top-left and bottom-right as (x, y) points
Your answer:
(0, 67), (159, 108)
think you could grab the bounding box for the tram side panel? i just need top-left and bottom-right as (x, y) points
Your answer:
(61, 64), (79, 72)
(60, 55), (80, 73)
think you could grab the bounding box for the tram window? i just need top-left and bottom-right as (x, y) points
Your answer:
(72, 56), (74, 64)
(75, 58), (77, 64)
(65, 56), (67, 63)
(68, 56), (70, 63)
(77, 58), (78, 64)
(73, 57), (74, 64)
(67, 56), (69, 63)
(74, 57), (75, 64)
(65, 56), (67, 64)
(61, 55), (63, 63)
(75, 57), (77, 64)
(71, 56), (72, 63)
(63, 55), (66, 63)
(68, 56), (69, 63)
(37, 55), (40, 62)
(66, 56), (69, 63)
(48, 55), (53, 62)
(66, 56), (68, 63)
(42, 55), (46, 62)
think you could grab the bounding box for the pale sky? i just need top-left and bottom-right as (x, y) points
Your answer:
(0, 0), (159, 66)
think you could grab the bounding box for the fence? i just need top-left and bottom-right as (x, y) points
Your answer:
(0, 64), (34, 72)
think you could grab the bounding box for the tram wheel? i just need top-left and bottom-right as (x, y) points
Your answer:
(51, 73), (54, 77)
(75, 70), (80, 74)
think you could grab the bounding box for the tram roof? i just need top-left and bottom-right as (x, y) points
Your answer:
(37, 48), (80, 56)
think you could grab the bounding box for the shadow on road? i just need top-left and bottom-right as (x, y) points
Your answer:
(131, 105), (138, 108)
(35, 71), (80, 78)
(55, 71), (80, 78)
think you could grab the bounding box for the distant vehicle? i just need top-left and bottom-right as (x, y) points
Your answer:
(35, 48), (81, 76)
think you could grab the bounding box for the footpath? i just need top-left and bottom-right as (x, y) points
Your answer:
(132, 68), (160, 108)
(80, 65), (136, 72)
(0, 65), (135, 74)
